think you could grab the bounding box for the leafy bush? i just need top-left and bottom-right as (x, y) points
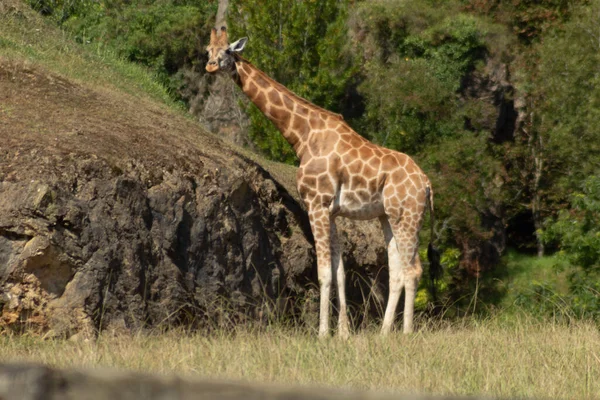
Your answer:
(355, 2), (488, 154)
(228, 0), (357, 164)
(462, 0), (574, 44)
(532, 0), (600, 188)
(515, 176), (600, 321)
(544, 176), (600, 272)
(31, 0), (217, 99)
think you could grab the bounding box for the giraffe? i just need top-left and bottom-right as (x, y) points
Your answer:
(205, 27), (441, 338)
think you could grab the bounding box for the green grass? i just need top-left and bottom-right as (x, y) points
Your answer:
(500, 251), (567, 300)
(0, 2), (179, 108)
(1, 318), (599, 399)
(472, 250), (568, 312)
(503, 251), (565, 287)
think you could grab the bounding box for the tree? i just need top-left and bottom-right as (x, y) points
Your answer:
(354, 2), (488, 154)
(514, 0), (600, 256)
(228, 0), (356, 164)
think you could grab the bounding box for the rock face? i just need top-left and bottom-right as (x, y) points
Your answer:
(0, 59), (312, 336)
(0, 58), (388, 336)
(458, 57), (515, 275)
(0, 159), (313, 336)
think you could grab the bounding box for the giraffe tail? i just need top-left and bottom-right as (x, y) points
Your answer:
(426, 186), (442, 303)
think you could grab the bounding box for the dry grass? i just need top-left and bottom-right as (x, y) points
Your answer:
(1, 318), (599, 399)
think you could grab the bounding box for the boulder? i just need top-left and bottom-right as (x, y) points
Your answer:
(0, 59), (387, 337)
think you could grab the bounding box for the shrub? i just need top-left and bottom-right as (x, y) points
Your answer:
(32, 0), (217, 100)
(355, 2), (488, 154)
(228, 0), (357, 164)
(522, 175), (600, 321)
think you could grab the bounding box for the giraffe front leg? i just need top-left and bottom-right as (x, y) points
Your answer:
(331, 221), (349, 340)
(309, 208), (333, 338)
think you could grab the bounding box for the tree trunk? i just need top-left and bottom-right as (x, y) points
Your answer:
(216, 0), (229, 29)
(531, 120), (545, 258)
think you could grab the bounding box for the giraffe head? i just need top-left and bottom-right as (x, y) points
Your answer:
(205, 27), (247, 74)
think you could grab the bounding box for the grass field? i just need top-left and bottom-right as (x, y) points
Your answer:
(2, 317), (599, 399)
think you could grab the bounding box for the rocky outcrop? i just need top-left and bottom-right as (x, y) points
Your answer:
(457, 56), (515, 275)
(0, 158), (313, 336)
(0, 54), (389, 336)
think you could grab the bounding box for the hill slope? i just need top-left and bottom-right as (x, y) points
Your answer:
(0, 1), (385, 336)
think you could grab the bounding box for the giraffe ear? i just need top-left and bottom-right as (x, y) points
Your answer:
(229, 37), (248, 53)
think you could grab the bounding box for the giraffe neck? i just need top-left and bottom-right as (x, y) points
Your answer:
(234, 59), (337, 158)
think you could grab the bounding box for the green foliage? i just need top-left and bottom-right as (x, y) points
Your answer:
(355, 1), (488, 154)
(532, 0), (600, 188)
(508, 0), (572, 42)
(481, 251), (566, 318)
(513, 282), (569, 319)
(544, 176), (600, 272)
(30, 0), (217, 99)
(503, 0), (600, 257)
(26, 0), (95, 24)
(359, 57), (460, 151)
(462, 0), (575, 44)
(513, 278), (600, 322)
(513, 176), (600, 322)
(425, 133), (506, 242)
(229, 0), (357, 164)
(402, 14), (487, 90)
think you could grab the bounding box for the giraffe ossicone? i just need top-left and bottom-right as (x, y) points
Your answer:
(205, 27), (441, 337)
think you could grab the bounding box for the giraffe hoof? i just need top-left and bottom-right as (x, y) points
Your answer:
(338, 329), (350, 341)
(380, 326), (392, 336)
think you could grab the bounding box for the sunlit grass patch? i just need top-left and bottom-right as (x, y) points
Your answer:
(0, 4), (178, 108)
(2, 319), (599, 399)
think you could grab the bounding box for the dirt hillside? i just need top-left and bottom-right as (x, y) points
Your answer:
(0, 4), (386, 336)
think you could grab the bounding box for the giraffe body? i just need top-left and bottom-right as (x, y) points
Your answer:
(206, 28), (438, 337)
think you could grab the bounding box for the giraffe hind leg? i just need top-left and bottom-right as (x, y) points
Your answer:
(403, 252), (423, 333)
(379, 216), (422, 334)
(380, 216), (403, 335)
(331, 221), (349, 339)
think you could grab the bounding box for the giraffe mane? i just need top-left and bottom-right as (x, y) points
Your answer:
(236, 56), (345, 122)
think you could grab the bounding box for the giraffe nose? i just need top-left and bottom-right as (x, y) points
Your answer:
(206, 60), (219, 73)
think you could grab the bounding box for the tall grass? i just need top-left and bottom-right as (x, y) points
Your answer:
(2, 317), (599, 399)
